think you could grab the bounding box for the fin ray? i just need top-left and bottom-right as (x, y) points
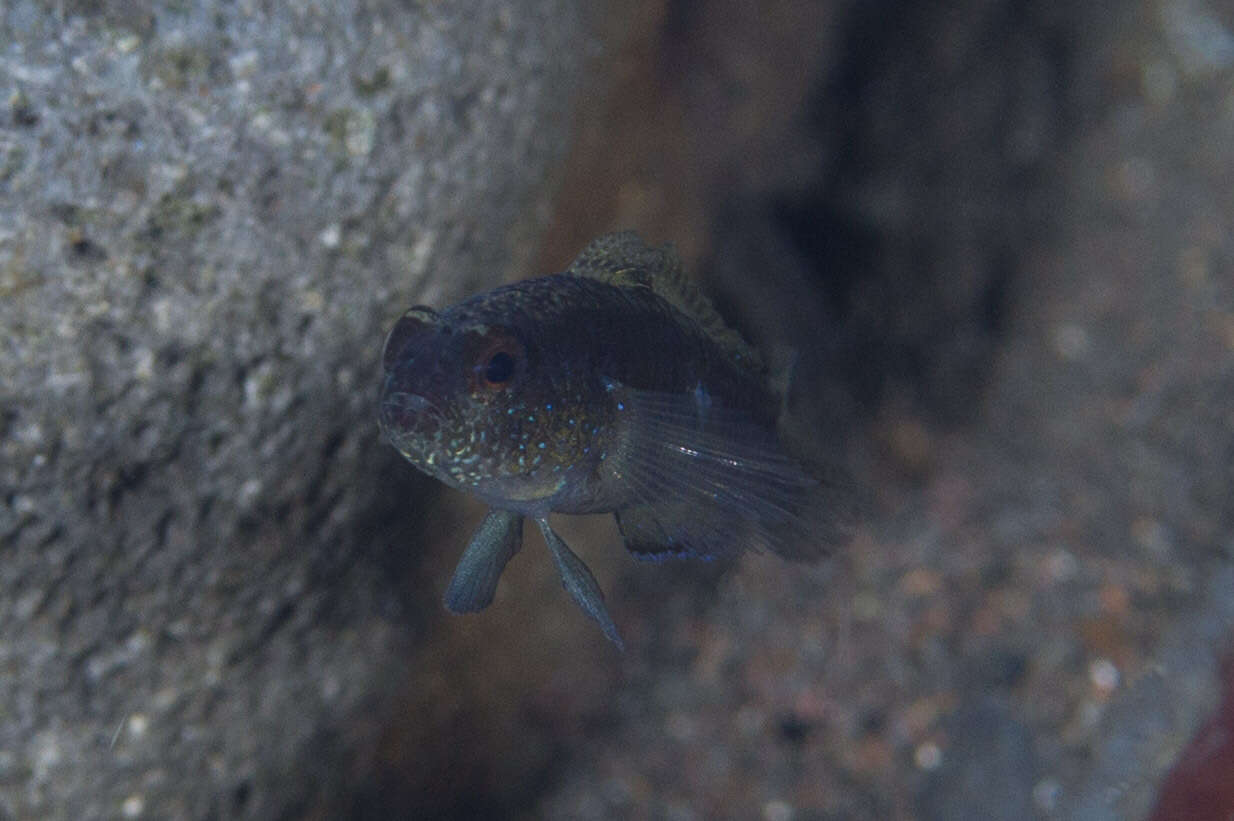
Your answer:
(444, 509), (524, 613)
(610, 384), (853, 560)
(536, 517), (624, 649)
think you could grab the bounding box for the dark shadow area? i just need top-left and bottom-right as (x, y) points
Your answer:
(706, 0), (1073, 427)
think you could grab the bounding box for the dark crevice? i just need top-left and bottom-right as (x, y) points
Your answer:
(704, 0), (1071, 426)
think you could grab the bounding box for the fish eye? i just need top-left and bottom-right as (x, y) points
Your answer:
(485, 351), (515, 384)
(468, 328), (525, 392)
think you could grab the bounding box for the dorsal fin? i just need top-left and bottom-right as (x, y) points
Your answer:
(566, 231), (762, 370)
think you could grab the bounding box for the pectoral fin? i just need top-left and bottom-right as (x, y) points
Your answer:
(444, 509), (524, 613)
(606, 380), (855, 560)
(536, 517), (624, 650)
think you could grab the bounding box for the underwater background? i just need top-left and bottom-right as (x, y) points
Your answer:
(2, 0), (1232, 818)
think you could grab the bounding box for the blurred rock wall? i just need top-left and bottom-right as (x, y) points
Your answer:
(0, 1), (587, 817)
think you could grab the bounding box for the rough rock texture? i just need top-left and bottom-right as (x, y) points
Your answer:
(0, 1), (587, 817)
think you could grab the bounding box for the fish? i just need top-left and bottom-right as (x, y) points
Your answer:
(378, 231), (853, 648)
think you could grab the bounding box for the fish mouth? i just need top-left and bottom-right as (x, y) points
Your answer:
(379, 391), (440, 438)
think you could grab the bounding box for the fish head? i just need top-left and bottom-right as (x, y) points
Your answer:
(379, 301), (598, 504)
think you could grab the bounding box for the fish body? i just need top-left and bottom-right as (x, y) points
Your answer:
(379, 232), (845, 647)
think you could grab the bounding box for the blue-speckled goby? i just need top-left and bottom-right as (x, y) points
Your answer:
(379, 232), (851, 648)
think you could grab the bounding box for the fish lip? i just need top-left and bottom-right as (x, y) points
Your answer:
(384, 391), (435, 414)
(379, 391), (440, 436)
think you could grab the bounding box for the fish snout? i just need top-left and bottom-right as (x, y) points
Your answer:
(379, 390), (438, 436)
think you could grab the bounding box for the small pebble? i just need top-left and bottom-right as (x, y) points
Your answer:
(914, 741), (943, 770)
(762, 798), (793, 821)
(1033, 777), (1061, 811)
(121, 793), (144, 818)
(1051, 323), (1091, 360)
(1089, 658), (1120, 694)
(318, 224), (341, 249)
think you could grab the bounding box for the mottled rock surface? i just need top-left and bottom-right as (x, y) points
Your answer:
(0, 1), (587, 817)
